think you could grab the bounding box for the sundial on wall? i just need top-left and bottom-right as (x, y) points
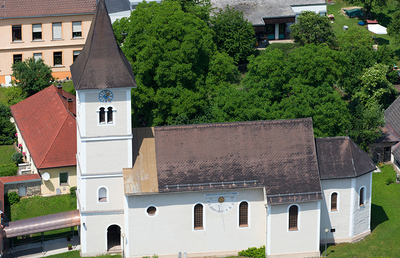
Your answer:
(205, 192), (238, 214)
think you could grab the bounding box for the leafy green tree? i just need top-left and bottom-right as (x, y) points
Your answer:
(290, 11), (336, 48)
(12, 57), (55, 96)
(388, 11), (400, 44)
(353, 63), (397, 109)
(112, 17), (130, 45)
(210, 6), (255, 63)
(165, 0), (212, 22)
(3, 86), (26, 106)
(0, 103), (16, 145)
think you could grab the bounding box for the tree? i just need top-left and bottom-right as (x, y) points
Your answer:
(210, 6), (255, 63)
(12, 57), (54, 96)
(0, 103), (16, 145)
(290, 11), (336, 48)
(388, 11), (400, 44)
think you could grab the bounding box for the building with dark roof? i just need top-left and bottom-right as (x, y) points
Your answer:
(70, 1), (375, 257)
(10, 84), (77, 196)
(211, 0), (326, 41)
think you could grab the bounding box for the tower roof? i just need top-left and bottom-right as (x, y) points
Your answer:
(70, 0), (136, 90)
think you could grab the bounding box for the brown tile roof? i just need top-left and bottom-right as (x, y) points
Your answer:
(10, 85), (76, 169)
(70, 0), (137, 90)
(315, 137), (375, 179)
(153, 118), (322, 204)
(0, 0), (96, 19)
(0, 174), (41, 184)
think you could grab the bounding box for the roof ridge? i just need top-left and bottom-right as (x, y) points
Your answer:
(347, 138), (357, 176)
(38, 105), (70, 169)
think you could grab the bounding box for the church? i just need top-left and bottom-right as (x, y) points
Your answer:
(71, 1), (375, 257)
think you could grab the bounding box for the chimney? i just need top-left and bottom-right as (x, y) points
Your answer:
(57, 83), (63, 95)
(67, 98), (74, 113)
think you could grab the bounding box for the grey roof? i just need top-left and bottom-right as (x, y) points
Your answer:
(385, 96), (400, 136)
(154, 118), (322, 204)
(315, 137), (376, 180)
(211, 0), (325, 25)
(105, 0), (131, 13)
(70, 0), (137, 90)
(392, 142), (400, 161)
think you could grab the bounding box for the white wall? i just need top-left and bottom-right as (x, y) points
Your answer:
(267, 201), (320, 257)
(126, 188), (266, 257)
(353, 172), (372, 237)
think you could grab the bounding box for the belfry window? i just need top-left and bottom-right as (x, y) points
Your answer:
(99, 107), (114, 124)
(288, 205), (298, 231)
(194, 204), (203, 230)
(331, 192), (338, 211)
(239, 201), (248, 227)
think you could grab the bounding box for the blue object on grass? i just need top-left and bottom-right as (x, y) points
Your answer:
(358, 21), (364, 25)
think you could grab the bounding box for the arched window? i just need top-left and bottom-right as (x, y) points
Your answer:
(359, 187), (365, 207)
(107, 107), (113, 123)
(331, 192), (338, 211)
(288, 205), (298, 231)
(99, 107), (105, 123)
(239, 201), (248, 227)
(98, 187), (107, 202)
(194, 204), (203, 230)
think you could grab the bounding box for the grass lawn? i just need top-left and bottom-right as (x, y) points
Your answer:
(324, 164), (400, 257)
(7, 194), (78, 244)
(45, 251), (121, 258)
(328, 0), (400, 65)
(0, 145), (15, 165)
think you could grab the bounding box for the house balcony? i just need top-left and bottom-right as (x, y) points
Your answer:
(18, 163), (32, 175)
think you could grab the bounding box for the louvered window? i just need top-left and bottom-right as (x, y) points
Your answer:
(99, 107), (105, 123)
(331, 193), (338, 211)
(239, 201), (248, 227)
(289, 205), (298, 231)
(194, 204), (203, 230)
(359, 187), (365, 206)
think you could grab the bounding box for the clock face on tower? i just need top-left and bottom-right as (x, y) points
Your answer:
(205, 192), (238, 214)
(99, 90), (113, 103)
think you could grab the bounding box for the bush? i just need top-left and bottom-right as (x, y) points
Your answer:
(386, 177), (394, 185)
(0, 163), (17, 177)
(11, 152), (23, 164)
(70, 186), (77, 196)
(238, 246), (265, 258)
(7, 191), (20, 205)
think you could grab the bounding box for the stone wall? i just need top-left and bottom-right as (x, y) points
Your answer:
(4, 181), (41, 197)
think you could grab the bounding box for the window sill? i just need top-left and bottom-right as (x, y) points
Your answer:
(99, 198), (107, 202)
(239, 224), (249, 228)
(31, 40), (44, 42)
(52, 65), (65, 68)
(60, 183), (68, 186)
(11, 41), (24, 43)
(289, 227), (298, 231)
(71, 37), (84, 40)
(51, 39), (64, 41)
(194, 227), (204, 230)
(331, 209), (338, 212)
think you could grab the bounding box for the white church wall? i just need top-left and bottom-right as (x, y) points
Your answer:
(77, 88), (131, 138)
(83, 175), (125, 211)
(80, 213), (125, 257)
(320, 178), (352, 242)
(267, 201), (320, 257)
(126, 188), (266, 257)
(353, 172), (372, 238)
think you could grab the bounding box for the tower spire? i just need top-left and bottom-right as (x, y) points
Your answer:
(70, 0), (136, 90)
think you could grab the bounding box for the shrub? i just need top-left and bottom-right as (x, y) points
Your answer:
(70, 186), (77, 196)
(11, 152), (23, 164)
(7, 191), (20, 205)
(386, 177), (394, 185)
(238, 246), (266, 258)
(0, 163), (17, 177)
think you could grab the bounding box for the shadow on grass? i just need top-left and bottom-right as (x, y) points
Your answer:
(320, 243), (335, 257)
(375, 37), (390, 45)
(371, 203), (389, 231)
(371, 12), (392, 27)
(395, 49), (400, 63)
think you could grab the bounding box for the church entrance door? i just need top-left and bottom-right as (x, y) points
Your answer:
(107, 224), (121, 252)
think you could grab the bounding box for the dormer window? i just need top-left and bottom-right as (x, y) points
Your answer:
(98, 106), (114, 125)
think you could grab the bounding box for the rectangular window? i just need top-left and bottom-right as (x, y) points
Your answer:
(73, 50), (81, 62)
(53, 52), (62, 66)
(52, 22), (62, 40)
(72, 21), (82, 38)
(59, 172), (68, 185)
(12, 25), (22, 42)
(33, 53), (42, 61)
(13, 54), (22, 64)
(32, 24), (42, 40)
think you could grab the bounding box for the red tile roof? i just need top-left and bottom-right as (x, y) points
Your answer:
(10, 85), (76, 169)
(0, 0), (96, 19)
(0, 174), (41, 184)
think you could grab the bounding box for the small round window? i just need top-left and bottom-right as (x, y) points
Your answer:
(147, 206), (157, 216)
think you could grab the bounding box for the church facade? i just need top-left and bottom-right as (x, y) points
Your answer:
(71, 1), (375, 257)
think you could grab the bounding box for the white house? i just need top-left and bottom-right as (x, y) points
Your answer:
(70, 1), (375, 257)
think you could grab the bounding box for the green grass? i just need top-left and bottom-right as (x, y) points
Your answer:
(7, 194), (78, 244)
(323, 164), (400, 257)
(61, 81), (76, 95)
(0, 145), (15, 165)
(45, 251), (121, 258)
(328, 0), (400, 65)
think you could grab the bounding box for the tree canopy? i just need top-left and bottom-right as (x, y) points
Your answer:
(290, 11), (336, 48)
(12, 57), (54, 97)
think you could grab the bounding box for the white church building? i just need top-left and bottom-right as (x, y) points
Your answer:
(70, 1), (376, 257)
